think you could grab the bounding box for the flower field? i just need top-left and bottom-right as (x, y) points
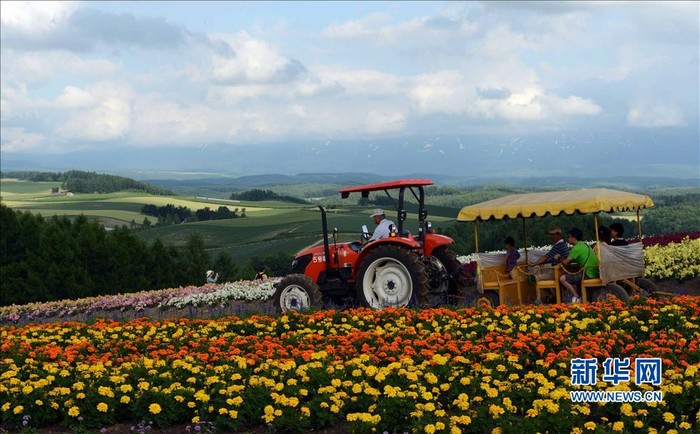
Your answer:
(0, 279), (281, 324)
(643, 236), (700, 282)
(3, 234), (699, 325)
(2, 298), (699, 433)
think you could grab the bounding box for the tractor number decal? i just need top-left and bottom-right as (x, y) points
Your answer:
(312, 254), (326, 263)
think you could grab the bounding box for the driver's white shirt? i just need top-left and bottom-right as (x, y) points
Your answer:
(369, 218), (395, 242)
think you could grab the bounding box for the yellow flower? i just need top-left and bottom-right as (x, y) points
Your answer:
(96, 402), (108, 413)
(490, 404), (505, 418)
(451, 427), (462, 434)
(68, 406), (80, 417)
(663, 412), (675, 423)
(120, 396), (131, 404)
(584, 422), (596, 430)
(634, 420), (644, 429)
(612, 421), (624, 431)
(149, 403), (162, 415)
(425, 424), (436, 434)
(13, 405), (24, 415)
(679, 422), (691, 430)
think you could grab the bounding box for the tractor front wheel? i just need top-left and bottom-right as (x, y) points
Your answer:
(356, 245), (429, 310)
(273, 274), (322, 312)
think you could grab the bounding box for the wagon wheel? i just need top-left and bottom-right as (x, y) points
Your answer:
(592, 283), (630, 303)
(474, 290), (499, 308)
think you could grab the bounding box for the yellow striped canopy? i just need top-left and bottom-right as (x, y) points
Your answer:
(457, 188), (654, 222)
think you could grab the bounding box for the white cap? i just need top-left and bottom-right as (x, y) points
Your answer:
(370, 208), (385, 217)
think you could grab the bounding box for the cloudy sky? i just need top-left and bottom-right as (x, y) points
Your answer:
(1, 1), (698, 178)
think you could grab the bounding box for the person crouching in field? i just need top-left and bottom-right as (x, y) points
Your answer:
(206, 270), (219, 284)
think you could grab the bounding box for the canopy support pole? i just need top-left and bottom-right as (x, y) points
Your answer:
(594, 212), (601, 260)
(473, 222), (479, 253)
(636, 210), (642, 241)
(522, 217), (528, 263)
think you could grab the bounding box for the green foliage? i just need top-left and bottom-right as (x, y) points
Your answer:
(0, 205), (233, 306)
(644, 237), (700, 281)
(230, 188), (308, 204)
(6, 170), (173, 195)
(244, 252), (295, 279)
(141, 203), (241, 226)
(643, 204), (700, 235)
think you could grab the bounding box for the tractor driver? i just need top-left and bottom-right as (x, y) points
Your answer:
(368, 208), (395, 242)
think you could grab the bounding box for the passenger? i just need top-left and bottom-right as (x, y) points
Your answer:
(504, 236), (521, 279)
(594, 226), (611, 254)
(610, 223), (629, 246)
(556, 228), (599, 303)
(368, 208), (396, 242)
(529, 227), (570, 267)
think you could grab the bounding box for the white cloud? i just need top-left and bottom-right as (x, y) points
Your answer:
(53, 82), (133, 141)
(627, 105), (686, 128)
(55, 86), (95, 109)
(322, 13), (388, 39)
(0, 1), (695, 157)
(0, 127), (46, 152)
(0, 1), (78, 34)
(366, 110), (406, 134)
(314, 66), (402, 96)
(2, 51), (118, 86)
(209, 31), (305, 85)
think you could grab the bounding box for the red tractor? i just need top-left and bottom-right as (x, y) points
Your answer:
(273, 179), (471, 311)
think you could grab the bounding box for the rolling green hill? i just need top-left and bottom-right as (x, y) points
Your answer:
(0, 179), (462, 267)
(4, 177), (697, 269)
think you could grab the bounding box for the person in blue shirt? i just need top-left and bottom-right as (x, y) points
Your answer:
(206, 270), (219, 284)
(529, 227), (570, 266)
(368, 208), (396, 242)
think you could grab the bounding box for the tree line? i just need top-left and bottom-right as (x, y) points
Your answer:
(0, 205), (290, 306)
(141, 204), (244, 226)
(4, 170), (173, 195)
(230, 189), (308, 204)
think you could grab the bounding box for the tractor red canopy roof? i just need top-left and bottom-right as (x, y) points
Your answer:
(339, 179), (433, 198)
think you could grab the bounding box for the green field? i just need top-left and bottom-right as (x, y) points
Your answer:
(1, 180), (462, 264)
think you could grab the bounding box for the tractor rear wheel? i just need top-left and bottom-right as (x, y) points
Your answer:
(430, 246), (470, 293)
(273, 274), (322, 312)
(356, 245), (429, 310)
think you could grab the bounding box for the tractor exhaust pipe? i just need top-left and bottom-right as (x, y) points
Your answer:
(318, 205), (331, 274)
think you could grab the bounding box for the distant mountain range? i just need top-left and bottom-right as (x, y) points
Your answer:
(2, 131), (698, 183)
(143, 173), (699, 191)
